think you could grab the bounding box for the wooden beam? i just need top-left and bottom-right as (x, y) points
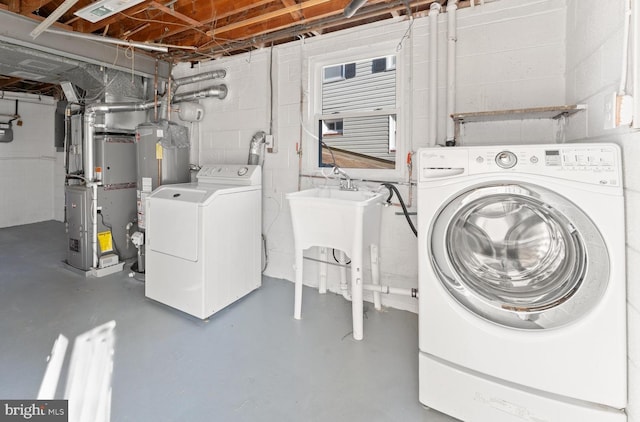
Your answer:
(281, 0), (304, 20)
(4, 0), (17, 12)
(18, 0), (56, 14)
(0, 77), (23, 88)
(145, 0), (274, 42)
(149, 1), (201, 27)
(206, 0), (331, 36)
(195, 0), (428, 54)
(20, 13), (74, 31)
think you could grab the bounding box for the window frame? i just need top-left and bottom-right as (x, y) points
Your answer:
(306, 43), (406, 181)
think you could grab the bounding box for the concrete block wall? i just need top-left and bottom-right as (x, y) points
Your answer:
(565, 0), (639, 420)
(0, 96), (58, 228)
(173, 0), (567, 313)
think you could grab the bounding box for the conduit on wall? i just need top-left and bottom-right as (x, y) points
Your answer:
(445, 0), (458, 146)
(428, 2), (441, 146)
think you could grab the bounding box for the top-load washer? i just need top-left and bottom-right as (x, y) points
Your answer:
(417, 144), (626, 422)
(145, 164), (262, 319)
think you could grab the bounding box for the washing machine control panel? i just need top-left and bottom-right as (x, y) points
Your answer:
(196, 164), (262, 186)
(472, 146), (621, 186)
(495, 151), (518, 169)
(419, 144), (621, 187)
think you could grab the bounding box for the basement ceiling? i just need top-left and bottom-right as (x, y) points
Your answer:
(0, 0), (475, 97)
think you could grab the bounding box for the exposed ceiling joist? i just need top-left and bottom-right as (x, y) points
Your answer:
(0, 0), (473, 95)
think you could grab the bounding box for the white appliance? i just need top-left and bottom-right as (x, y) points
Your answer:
(145, 164), (262, 319)
(417, 144), (626, 421)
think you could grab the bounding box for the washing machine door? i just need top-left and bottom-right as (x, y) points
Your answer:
(430, 183), (609, 329)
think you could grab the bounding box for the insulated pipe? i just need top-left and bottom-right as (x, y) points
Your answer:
(445, 0), (458, 146)
(344, 0), (367, 18)
(428, 2), (441, 146)
(363, 284), (418, 298)
(173, 70), (226, 92)
(172, 85), (228, 102)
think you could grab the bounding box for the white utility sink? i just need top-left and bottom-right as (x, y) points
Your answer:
(286, 186), (385, 340)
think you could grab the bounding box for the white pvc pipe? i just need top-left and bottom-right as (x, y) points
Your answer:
(351, 220), (365, 341)
(339, 250), (351, 301)
(428, 2), (441, 146)
(363, 284), (418, 298)
(370, 244), (381, 310)
(319, 247), (328, 294)
(634, 0), (640, 128)
(446, 0), (458, 145)
(620, 0), (632, 95)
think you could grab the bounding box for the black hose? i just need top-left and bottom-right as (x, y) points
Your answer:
(333, 248), (351, 265)
(381, 183), (417, 237)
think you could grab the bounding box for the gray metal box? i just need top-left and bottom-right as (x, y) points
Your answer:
(66, 185), (92, 270)
(136, 122), (190, 189)
(94, 135), (137, 186)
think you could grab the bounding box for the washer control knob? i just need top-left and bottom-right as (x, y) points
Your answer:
(476, 156), (484, 164)
(237, 166), (249, 176)
(495, 151), (517, 169)
(530, 156), (539, 164)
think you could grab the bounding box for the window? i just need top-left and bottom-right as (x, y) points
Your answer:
(323, 63), (356, 83)
(321, 119), (344, 136)
(317, 55), (398, 169)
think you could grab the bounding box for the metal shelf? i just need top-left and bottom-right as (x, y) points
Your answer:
(452, 104), (586, 124)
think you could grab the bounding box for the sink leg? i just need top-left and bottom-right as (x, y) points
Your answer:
(294, 248), (303, 320)
(319, 247), (328, 294)
(371, 244), (381, 311)
(351, 250), (364, 341)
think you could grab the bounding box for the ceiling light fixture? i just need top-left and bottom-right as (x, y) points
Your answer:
(74, 0), (147, 23)
(30, 0), (82, 39)
(343, 0), (368, 18)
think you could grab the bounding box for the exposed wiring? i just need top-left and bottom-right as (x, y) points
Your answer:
(381, 183), (417, 236)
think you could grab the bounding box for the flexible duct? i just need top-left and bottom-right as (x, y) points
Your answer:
(248, 131), (266, 166)
(428, 2), (441, 146)
(446, 0), (458, 146)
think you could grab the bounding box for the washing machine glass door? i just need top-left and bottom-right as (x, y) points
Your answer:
(430, 183), (609, 329)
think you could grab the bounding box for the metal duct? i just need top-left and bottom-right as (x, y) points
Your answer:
(173, 70), (226, 91)
(83, 100), (156, 182)
(172, 85), (228, 102)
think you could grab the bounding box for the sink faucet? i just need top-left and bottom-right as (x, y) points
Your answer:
(333, 165), (357, 191)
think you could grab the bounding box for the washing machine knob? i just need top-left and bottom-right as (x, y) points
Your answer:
(495, 151), (517, 169)
(237, 166), (248, 176)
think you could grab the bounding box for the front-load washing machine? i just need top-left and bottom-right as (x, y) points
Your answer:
(145, 164), (261, 319)
(417, 144), (626, 421)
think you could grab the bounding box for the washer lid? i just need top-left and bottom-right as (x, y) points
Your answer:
(430, 183), (609, 329)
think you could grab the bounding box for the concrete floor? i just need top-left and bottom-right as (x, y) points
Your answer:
(0, 220), (457, 422)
